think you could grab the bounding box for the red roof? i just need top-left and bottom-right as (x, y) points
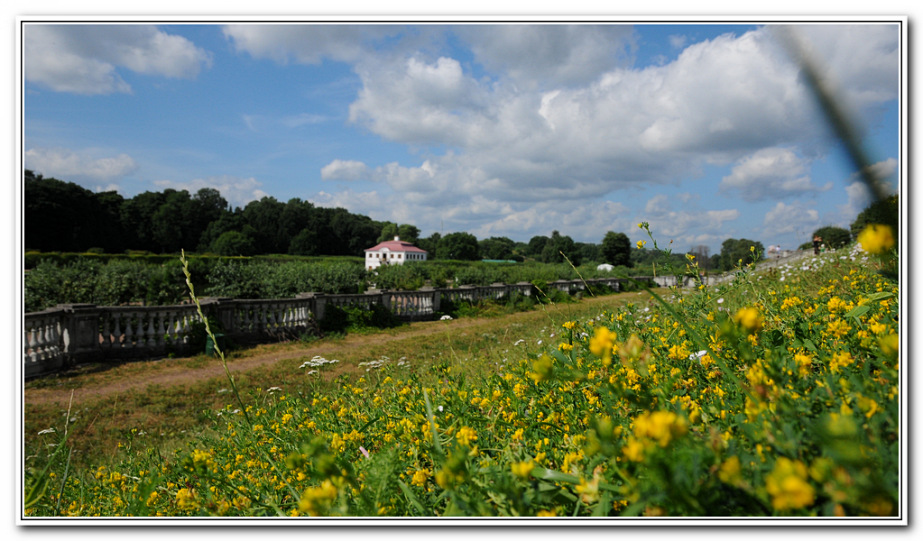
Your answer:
(365, 239), (428, 254)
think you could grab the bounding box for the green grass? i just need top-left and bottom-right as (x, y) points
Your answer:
(23, 240), (901, 519)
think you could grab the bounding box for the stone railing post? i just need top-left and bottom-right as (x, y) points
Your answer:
(57, 303), (100, 364)
(296, 293), (326, 322)
(376, 290), (390, 312)
(421, 286), (440, 313)
(199, 297), (235, 333)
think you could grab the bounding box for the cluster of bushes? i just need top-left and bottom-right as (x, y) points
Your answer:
(23, 258), (366, 313)
(24, 256), (638, 313)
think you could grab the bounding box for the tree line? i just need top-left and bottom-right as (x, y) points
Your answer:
(23, 171), (643, 266)
(27, 170), (893, 272)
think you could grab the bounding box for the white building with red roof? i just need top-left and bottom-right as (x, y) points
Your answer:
(364, 236), (428, 270)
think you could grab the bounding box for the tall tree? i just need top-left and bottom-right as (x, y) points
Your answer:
(718, 238), (765, 271)
(241, 196), (287, 254)
(120, 191), (168, 252)
(600, 231), (631, 267)
(24, 171), (123, 252)
(416, 232), (441, 257)
(151, 189), (197, 253)
(811, 226), (852, 250)
(525, 235), (550, 258)
(541, 230), (578, 264)
(437, 232), (480, 260)
(479, 236), (516, 260)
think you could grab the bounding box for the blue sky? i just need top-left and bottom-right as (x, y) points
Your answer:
(21, 20), (902, 255)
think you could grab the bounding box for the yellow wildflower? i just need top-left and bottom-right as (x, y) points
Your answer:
(299, 480), (339, 516)
(411, 468), (430, 487)
(511, 460), (535, 479)
(175, 487), (197, 510)
(632, 410), (687, 448)
(765, 457), (815, 511)
(589, 326), (617, 359)
(857, 224), (895, 255)
(734, 307), (763, 334)
(718, 455), (742, 485)
(456, 426), (477, 447)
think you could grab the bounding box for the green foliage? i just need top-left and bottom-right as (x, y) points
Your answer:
(211, 231), (256, 257)
(601, 231), (631, 267)
(319, 303), (401, 334)
(24, 237), (901, 518)
(812, 226), (852, 250)
(717, 238), (765, 272)
(436, 232), (480, 261)
(372, 262), (427, 291)
(540, 230), (579, 265)
(850, 195), (899, 246)
(478, 236), (517, 260)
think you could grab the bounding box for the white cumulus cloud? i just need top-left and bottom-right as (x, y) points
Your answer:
(320, 160), (372, 181)
(762, 201), (820, 236)
(24, 24), (212, 95)
(25, 147), (138, 182)
(720, 147), (833, 202)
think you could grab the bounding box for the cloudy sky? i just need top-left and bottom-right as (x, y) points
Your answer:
(21, 20), (902, 254)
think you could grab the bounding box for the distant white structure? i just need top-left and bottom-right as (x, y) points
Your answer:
(365, 236), (428, 270)
(596, 263), (615, 272)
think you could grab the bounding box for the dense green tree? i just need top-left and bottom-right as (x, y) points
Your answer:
(541, 231), (578, 265)
(811, 226), (852, 250)
(525, 235), (550, 258)
(416, 232), (441, 257)
(600, 231), (631, 267)
(197, 211), (244, 252)
(575, 242), (601, 264)
(94, 190), (128, 252)
(24, 171), (124, 252)
(437, 232), (480, 260)
(211, 230), (256, 256)
(850, 194), (899, 245)
(377, 222), (420, 245)
(717, 238), (765, 271)
(241, 197), (287, 254)
(479, 236), (516, 260)
(151, 189), (199, 253)
(120, 190), (168, 252)
(378, 222), (399, 242)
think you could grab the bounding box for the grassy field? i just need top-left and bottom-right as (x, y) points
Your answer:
(22, 233), (901, 520)
(23, 289), (644, 473)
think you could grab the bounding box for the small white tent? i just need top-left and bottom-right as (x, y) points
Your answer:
(596, 263), (614, 272)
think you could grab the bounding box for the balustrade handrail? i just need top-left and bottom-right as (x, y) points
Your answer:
(23, 276), (644, 378)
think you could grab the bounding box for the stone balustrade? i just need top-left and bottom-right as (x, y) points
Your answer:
(23, 275), (649, 378)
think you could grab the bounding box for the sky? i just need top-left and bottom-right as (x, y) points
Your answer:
(20, 19), (903, 256)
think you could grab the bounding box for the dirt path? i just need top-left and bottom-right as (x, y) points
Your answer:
(24, 293), (638, 410)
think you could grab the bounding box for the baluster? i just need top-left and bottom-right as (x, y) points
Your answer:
(156, 312), (166, 347)
(243, 306), (252, 332)
(267, 304), (276, 329)
(144, 312), (155, 347)
(40, 319), (54, 359)
(112, 313), (122, 348)
(165, 312), (176, 344)
(180, 313), (191, 344)
(127, 315), (136, 347)
(278, 305), (288, 330)
(260, 304), (268, 330)
(27, 322), (38, 363)
(133, 314), (143, 347)
(50, 319), (61, 357)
